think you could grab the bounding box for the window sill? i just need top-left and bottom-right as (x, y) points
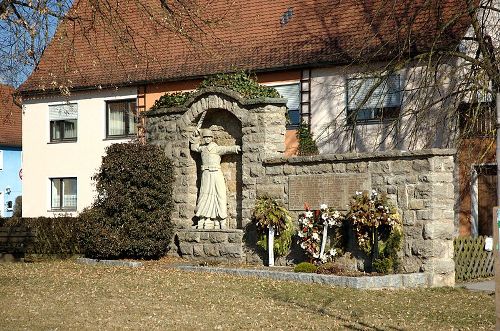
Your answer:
(104, 135), (136, 141)
(48, 140), (77, 144)
(49, 208), (77, 212)
(348, 118), (398, 126)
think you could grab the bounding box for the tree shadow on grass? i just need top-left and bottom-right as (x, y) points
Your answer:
(269, 294), (404, 331)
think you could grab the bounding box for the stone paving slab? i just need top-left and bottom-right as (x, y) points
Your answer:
(76, 258), (143, 268)
(176, 265), (434, 289)
(459, 280), (495, 293)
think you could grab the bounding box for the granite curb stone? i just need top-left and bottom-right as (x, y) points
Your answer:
(175, 265), (432, 289)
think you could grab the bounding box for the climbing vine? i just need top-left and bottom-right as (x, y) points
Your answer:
(149, 71), (280, 111)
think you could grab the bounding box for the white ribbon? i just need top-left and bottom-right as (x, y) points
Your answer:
(268, 226), (275, 267)
(319, 221), (328, 259)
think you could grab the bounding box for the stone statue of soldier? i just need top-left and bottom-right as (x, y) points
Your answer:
(190, 128), (241, 229)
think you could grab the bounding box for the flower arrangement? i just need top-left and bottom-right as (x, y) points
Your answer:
(346, 190), (402, 273)
(297, 203), (344, 263)
(252, 195), (293, 258)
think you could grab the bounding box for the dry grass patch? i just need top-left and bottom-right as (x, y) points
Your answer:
(0, 259), (494, 330)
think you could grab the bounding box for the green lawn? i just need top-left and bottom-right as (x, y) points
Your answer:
(0, 259), (495, 330)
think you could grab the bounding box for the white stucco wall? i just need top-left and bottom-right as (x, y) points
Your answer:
(310, 63), (459, 154)
(22, 87), (137, 217)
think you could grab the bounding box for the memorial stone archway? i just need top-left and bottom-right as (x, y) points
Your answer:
(145, 87), (287, 262)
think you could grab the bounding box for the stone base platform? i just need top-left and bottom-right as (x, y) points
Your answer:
(175, 229), (245, 263)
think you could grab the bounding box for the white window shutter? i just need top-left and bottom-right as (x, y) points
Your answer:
(49, 104), (78, 120)
(274, 84), (300, 111)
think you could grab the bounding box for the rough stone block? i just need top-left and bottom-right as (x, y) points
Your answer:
(203, 244), (220, 257)
(423, 220), (453, 240)
(266, 165), (284, 175)
(368, 162), (390, 173)
(408, 199), (425, 210)
(416, 210), (431, 220)
(256, 184), (284, 198)
(421, 258), (455, 274)
(412, 159), (431, 172)
(346, 162), (368, 173)
(179, 243), (193, 256)
(428, 272), (455, 287)
(283, 164), (296, 175)
(210, 232), (228, 243)
(228, 233), (243, 244)
(193, 244), (204, 257)
(184, 232), (201, 243)
(402, 210), (418, 227)
(220, 244), (243, 257)
(391, 160), (412, 174)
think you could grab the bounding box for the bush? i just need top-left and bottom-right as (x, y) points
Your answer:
(294, 262), (318, 273)
(13, 196), (22, 218)
(316, 262), (344, 275)
(372, 258), (394, 274)
(3, 216), (81, 256)
(78, 142), (175, 259)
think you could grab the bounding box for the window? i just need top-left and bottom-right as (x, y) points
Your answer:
(274, 84), (301, 129)
(49, 104), (78, 142)
(106, 99), (137, 137)
(0, 150), (3, 170)
(51, 178), (77, 211)
(6, 201), (12, 211)
(346, 74), (401, 124)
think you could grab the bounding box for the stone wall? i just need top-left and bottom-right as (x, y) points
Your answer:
(259, 149), (456, 286)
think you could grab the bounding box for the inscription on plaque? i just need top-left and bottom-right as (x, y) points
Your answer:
(288, 174), (370, 210)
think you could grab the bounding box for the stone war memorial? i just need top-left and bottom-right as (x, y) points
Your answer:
(144, 85), (456, 287)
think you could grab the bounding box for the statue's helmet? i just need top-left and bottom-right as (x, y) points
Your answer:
(201, 129), (214, 137)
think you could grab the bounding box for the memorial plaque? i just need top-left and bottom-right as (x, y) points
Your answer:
(288, 174), (370, 210)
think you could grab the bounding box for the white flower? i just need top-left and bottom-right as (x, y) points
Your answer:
(320, 203), (328, 210)
(300, 242), (307, 249)
(312, 232), (320, 241)
(320, 255), (328, 263)
(308, 222), (313, 228)
(372, 189), (378, 196)
(355, 191), (362, 195)
(328, 219), (337, 226)
(333, 211), (340, 218)
(321, 213), (328, 220)
(298, 231), (305, 238)
(313, 252), (320, 259)
(305, 211), (313, 218)
(329, 248), (337, 256)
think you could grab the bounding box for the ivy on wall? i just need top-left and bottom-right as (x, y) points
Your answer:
(149, 71), (280, 112)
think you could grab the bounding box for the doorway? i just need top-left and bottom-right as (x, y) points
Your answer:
(471, 164), (497, 237)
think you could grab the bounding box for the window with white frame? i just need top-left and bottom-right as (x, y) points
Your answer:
(106, 99), (137, 137)
(49, 103), (78, 142)
(50, 178), (77, 211)
(274, 83), (301, 128)
(346, 74), (401, 124)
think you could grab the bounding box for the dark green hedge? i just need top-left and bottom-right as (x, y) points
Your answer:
(78, 142), (175, 260)
(3, 216), (81, 256)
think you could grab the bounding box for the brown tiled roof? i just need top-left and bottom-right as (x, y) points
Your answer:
(0, 84), (22, 147)
(19, 0), (472, 94)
